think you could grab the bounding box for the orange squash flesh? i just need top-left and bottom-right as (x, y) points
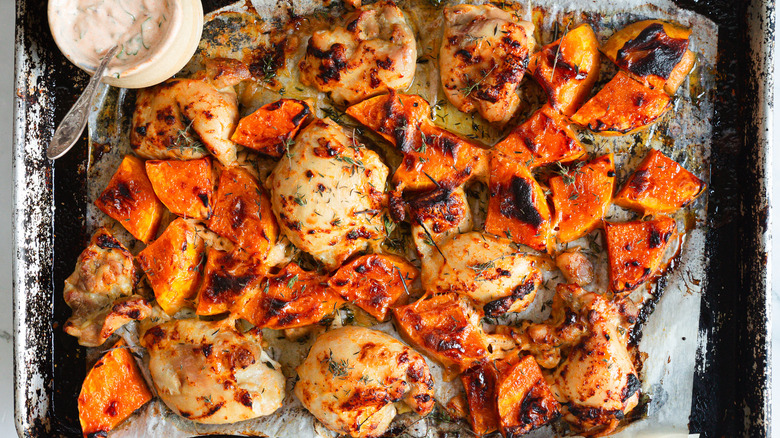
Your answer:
(529, 24), (601, 116)
(95, 155), (165, 243)
(195, 248), (267, 316)
(571, 72), (671, 135)
(327, 254), (419, 321)
(78, 340), (152, 438)
(485, 152), (553, 252)
(461, 363), (500, 436)
(601, 20), (694, 94)
(493, 104), (586, 169)
(393, 293), (489, 374)
(395, 123), (489, 191)
(137, 218), (205, 315)
(145, 157), (214, 221)
(497, 355), (560, 437)
(345, 90), (431, 148)
(550, 154), (616, 243)
(238, 263), (344, 329)
(231, 99), (310, 158)
(614, 149), (706, 215)
(208, 166), (279, 259)
(346, 91), (488, 191)
(605, 216), (677, 293)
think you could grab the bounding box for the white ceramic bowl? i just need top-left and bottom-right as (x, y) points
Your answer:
(48, 0), (204, 89)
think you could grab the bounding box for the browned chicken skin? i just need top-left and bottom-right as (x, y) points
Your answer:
(439, 4), (535, 124)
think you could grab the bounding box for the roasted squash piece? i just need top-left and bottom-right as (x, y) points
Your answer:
(528, 24), (600, 116)
(605, 216), (677, 293)
(145, 157), (214, 221)
(95, 155), (165, 243)
(461, 363), (500, 436)
(137, 218), (205, 315)
(196, 248), (266, 316)
(395, 122), (488, 191)
(485, 152), (552, 252)
(405, 185), (473, 260)
(602, 20), (695, 94)
(550, 154), (616, 243)
(393, 293), (489, 374)
(231, 99), (310, 158)
(345, 91), (431, 148)
(493, 105), (586, 168)
(327, 254), (418, 321)
(238, 263), (344, 329)
(78, 340), (153, 438)
(614, 149), (706, 215)
(346, 91), (487, 191)
(208, 166), (279, 258)
(571, 72), (671, 135)
(497, 355), (560, 436)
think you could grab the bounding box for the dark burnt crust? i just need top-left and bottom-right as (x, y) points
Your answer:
(616, 23), (689, 80)
(483, 276), (538, 317)
(503, 379), (561, 436)
(493, 175), (544, 228)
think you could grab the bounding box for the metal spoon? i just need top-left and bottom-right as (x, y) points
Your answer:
(46, 45), (119, 160)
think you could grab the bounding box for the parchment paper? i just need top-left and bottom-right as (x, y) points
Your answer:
(82, 0), (718, 436)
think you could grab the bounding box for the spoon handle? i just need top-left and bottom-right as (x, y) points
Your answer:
(46, 45), (119, 160)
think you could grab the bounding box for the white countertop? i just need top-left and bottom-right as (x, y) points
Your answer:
(0, 3), (776, 437)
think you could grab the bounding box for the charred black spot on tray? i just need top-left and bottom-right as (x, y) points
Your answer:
(496, 176), (544, 228)
(616, 23), (689, 79)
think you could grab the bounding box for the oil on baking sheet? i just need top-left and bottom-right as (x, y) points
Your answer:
(81, 0), (717, 436)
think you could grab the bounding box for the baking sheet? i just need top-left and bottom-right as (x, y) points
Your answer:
(69, 0), (720, 436)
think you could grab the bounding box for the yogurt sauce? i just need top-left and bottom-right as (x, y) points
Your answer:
(50, 0), (181, 76)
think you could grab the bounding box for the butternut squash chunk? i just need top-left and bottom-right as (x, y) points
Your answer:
(145, 157), (214, 221)
(345, 90), (431, 148)
(550, 154), (616, 243)
(231, 99), (310, 158)
(485, 152), (552, 252)
(571, 72), (671, 135)
(208, 166), (279, 258)
(461, 363), (500, 436)
(497, 355), (560, 436)
(493, 105), (586, 168)
(602, 20), (695, 94)
(394, 122), (488, 191)
(346, 91), (488, 191)
(528, 24), (601, 116)
(238, 263), (344, 329)
(393, 293), (489, 374)
(605, 216), (677, 293)
(137, 218), (205, 315)
(614, 149), (706, 215)
(327, 254), (418, 321)
(196, 248), (266, 316)
(95, 155), (165, 243)
(78, 340), (153, 438)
